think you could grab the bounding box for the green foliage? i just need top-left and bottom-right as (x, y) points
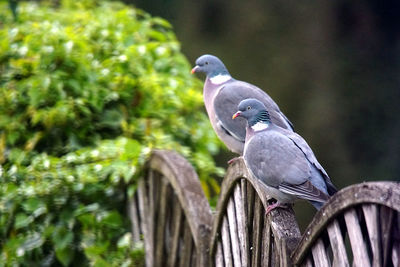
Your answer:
(0, 0), (223, 265)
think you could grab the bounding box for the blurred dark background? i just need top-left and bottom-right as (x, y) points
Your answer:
(128, 0), (400, 229)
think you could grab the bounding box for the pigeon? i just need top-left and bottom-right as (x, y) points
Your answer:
(192, 54), (293, 156)
(232, 98), (337, 213)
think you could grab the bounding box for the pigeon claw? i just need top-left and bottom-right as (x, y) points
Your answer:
(265, 201), (289, 216)
(227, 156), (242, 164)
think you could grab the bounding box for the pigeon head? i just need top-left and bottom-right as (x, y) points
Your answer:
(191, 54), (230, 78)
(232, 98), (271, 127)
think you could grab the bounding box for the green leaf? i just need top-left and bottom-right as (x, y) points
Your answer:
(77, 213), (95, 228)
(121, 138), (141, 160)
(151, 17), (172, 29)
(55, 246), (74, 267)
(52, 227), (74, 250)
(22, 198), (47, 217)
(100, 210), (122, 229)
(14, 213), (34, 229)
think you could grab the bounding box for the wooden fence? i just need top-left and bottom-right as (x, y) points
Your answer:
(128, 150), (400, 267)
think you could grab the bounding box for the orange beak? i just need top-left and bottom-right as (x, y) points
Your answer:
(232, 111), (241, 119)
(191, 66), (199, 74)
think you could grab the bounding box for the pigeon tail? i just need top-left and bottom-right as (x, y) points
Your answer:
(326, 182), (338, 196)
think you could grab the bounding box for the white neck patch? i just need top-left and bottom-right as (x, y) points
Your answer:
(210, 74), (231, 84)
(251, 122), (269, 131)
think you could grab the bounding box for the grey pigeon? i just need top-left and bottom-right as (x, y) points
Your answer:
(232, 98), (337, 213)
(192, 54), (293, 156)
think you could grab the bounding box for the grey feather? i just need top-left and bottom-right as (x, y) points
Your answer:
(279, 180), (329, 203)
(282, 129), (337, 195)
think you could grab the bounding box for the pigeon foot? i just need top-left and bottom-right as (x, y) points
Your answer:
(227, 156), (242, 164)
(265, 201), (289, 215)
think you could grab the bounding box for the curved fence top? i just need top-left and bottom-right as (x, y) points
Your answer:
(147, 149), (213, 250)
(130, 150), (400, 267)
(129, 150), (213, 267)
(291, 181), (400, 266)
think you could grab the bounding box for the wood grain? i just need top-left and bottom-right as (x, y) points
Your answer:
(311, 238), (330, 267)
(344, 208), (371, 267)
(221, 216), (233, 267)
(227, 196), (241, 266)
(234, 183), (249, 267)
(327, 219), (349, 267)
(362, 204), (381, 267)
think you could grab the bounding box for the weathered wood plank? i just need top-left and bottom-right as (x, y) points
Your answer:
(168, 196), (183, 267)
(380, 206), (394, 267)
(261, 219), (271, 267)
(154, 179), (170, 267)
(241, 179), (251, 267)
(327, 219), (349, 267)
(392, 243), (400, 267)
(215, 239), (224, 267)
(179, 221), (194, 267)
(279, 238), (292, 267)
(128, 195), (141, 243)
(137, 178), (154, 267)
(252, 197), (263, 267)
(392, 212), (400, 267)
(148, 170), (158, 264)
(271, 237), (278, 267)
(343, 208), (371, 267)
(361, 204), (381, 267)
(271, 238), (281, 266)
(227, 196), (241, 266)
(311, 238), (330, 267)
(234, 182), (249, 267)
(221, 216), (233, 267)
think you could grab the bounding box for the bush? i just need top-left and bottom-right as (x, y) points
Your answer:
(0, 1), (223, 265)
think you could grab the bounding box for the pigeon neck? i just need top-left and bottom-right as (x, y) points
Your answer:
(208, 69), (231, 84)
(209, 74), (231, 84)
(249, 110), (271, 131)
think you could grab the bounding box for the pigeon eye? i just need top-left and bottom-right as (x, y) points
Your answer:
(205, 61), (209, 65)
(247, 106), (251, 110)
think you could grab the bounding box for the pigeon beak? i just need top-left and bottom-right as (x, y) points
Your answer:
(232, 111), (241, 119)
(191, 66), (199, 74)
